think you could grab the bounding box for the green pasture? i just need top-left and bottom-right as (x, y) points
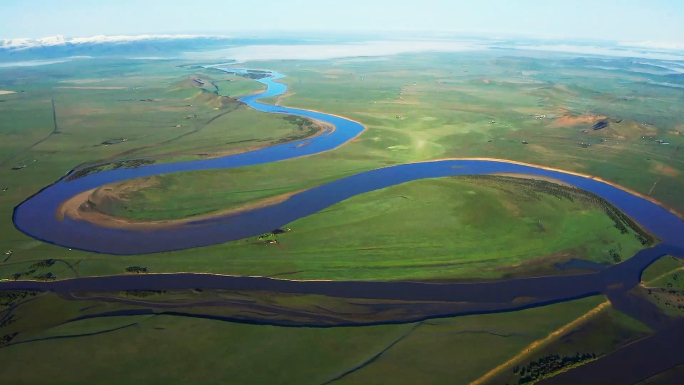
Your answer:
(0, 292), (607, 384)
(486, 304), (651, 384)
(98, 52), (684, 225)
(642, 255), (684, 285)
(0, 52), (682, 281)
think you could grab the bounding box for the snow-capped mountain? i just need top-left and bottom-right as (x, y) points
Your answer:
(1, 35), (69, 50)
(0, 34), (236, 60)
(0, 34), (231, 51)
(618, 41), (684, 52)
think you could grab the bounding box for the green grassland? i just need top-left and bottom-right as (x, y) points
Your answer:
(192, 175), (645, 281)
(1, 52), (682, 282)
(115, 52), (683, 220)
(638, 255), (684, 316)
(485, 304), (651, 385)
(642, 255), (684, 284)
(0, 59), (318, 171)
(642, 255), (684, 290)
(0, 175), (650, 281)
(330, 296), (609, 385)
(0, 59), (330, 277)
(82, 53), (683, 235)
(258, 176), (648, 281)
(0, 291), (611, 384)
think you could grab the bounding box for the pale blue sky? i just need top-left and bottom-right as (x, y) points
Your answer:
(1, 0), (683, 43)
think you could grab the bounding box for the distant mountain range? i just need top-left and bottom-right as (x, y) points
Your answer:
(1, 33), (683, 64)
(0, 34), (238, 60)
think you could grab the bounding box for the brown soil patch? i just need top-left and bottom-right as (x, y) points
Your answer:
(498, 196), (521, 216)
(94, 176), (159, 204)
(652, 161), (681, 177)
(55, 177), (160, 222)
(552, 114), (606, 127)
(568, 162), (587, 170)
(527, 144), (552, 155)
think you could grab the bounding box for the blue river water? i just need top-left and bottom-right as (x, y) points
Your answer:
(12, 69), (684, 255)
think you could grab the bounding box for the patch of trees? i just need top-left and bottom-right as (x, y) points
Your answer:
(284, 115), (315, 129)
(274, 116), (321, 144)
(33, 272), (56, 281)
(587, 195), (655, 246)
(0, 332), (18, 347)
(30, 259), (55, 268)
(647, 287), (684, 311)
(609, 249), (622, 263)
(9, 261), (56, 280)
(0, 291), (37, 307)
(459, 175), (581, 203)
(513, 353), (596, 384)
(236, 70), (271, 80)
(11, 269), (36, 280)
(273, 115), (318, 144)
(0, 314), (17, 328)
(124, 266), (148, 274)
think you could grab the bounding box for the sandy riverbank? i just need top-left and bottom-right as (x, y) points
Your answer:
(56, 187), (306, 231)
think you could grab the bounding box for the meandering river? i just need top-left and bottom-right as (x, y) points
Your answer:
(12, 69), (684, 255)
(7, 68), (684, 384)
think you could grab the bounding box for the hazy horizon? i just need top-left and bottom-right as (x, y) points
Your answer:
(2, 0), (684, 46)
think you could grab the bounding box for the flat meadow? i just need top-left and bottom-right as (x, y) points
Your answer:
(0, 52), (682, 281)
